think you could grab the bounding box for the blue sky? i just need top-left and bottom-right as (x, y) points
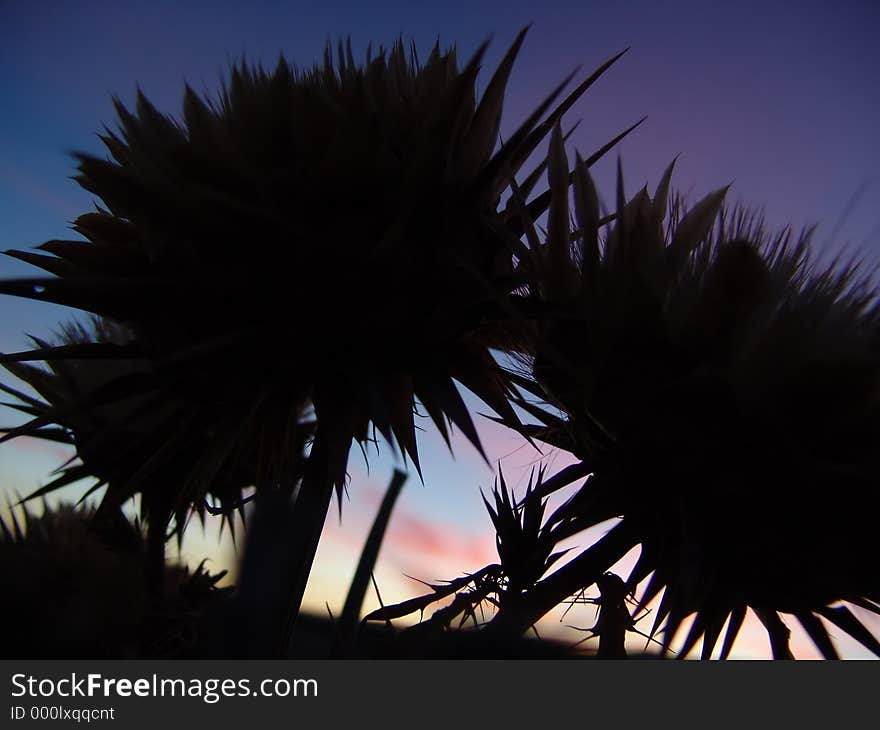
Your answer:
(1, 0), (878, 658)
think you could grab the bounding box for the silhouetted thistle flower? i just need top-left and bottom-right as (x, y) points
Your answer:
(0, 31), (638, 645)
(495, 133), (880, 658)
(0, 316), (273, 592)
(0, 501), (228, 658)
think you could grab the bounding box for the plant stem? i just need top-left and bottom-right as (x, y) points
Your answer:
(337, 468), (407, 655)
(145, 493), (170, 601)
(146, 523), (165, 600)
(282, 430), (336, 656)
(754, 608), (794, 660)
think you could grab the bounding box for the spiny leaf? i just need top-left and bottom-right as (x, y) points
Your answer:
(507, 120), (582, 207)
(667, 185), (730, 263)
(815, 605), (880, 657)
(653, 155), (679, 222)
(0, 341), (142, 364)
(340, 469), (407, 646)
(754, 609), (794, 660)
(4, 250), (78, 277)
(20, 464), (94, 503)
(481, 69), (579, 201)
(388, 375), (421, 480)
(795, 611), (839, 660)
(719, 605), (747, 660)
(503, 47), (630, 191)
(676, 609), (709, 659)
(0, 376), (49, 409)
(433, 376), (488, 463)
(700, 610), (727, 660)
(461, 26), (530, 175)
(523, 461), (592, 504)
(545, 121), (572, 295)
(511, 116), (647, 235)
(572, 151), (600, 288)
(363, 565), (500, 621)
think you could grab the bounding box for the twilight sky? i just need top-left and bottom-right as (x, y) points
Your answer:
(1, 0), (878, 658)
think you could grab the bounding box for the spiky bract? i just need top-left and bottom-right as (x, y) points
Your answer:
(0, 31), (632, 516)
(499, 137), (880, 658)
(0, 317), (275, 542)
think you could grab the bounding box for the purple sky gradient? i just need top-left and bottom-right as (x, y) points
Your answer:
(1, 0), (878, 658)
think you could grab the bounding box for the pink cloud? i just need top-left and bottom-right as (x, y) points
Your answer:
(323, 479), (497, 577)
(384, 511), (496, 572)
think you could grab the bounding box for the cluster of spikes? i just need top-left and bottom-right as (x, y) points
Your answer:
(360, 466), (578, 622)
(0, 317), (270, 545)
(365, 136), (880, 659)
(362, 466), (651, 658)
(0, 501), (228, 657)
(0, 28), (638, 541)
(497, 138), (880, 658)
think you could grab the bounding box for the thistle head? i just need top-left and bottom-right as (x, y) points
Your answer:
(0, 501), (228, 657)
(0, 31), (632, 504)
(507, 146), (880, 657)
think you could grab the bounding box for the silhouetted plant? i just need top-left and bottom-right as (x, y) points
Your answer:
(487, 139), (880, 658)
(0, 30), (638, 652)
(0, 317), (275, 595)
(6, 27), (869, 660)
(362, 468), (567, 634)
(0, 501), (228, 658)
(371, 133), (880, 658)
(336, 468), (407, 654)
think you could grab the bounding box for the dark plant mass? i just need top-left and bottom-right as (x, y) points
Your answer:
(0, 502), (228, 658)
(504, 153), (880, 659)
(371, 150), (880, 659)
(1, 27), (877, 660)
